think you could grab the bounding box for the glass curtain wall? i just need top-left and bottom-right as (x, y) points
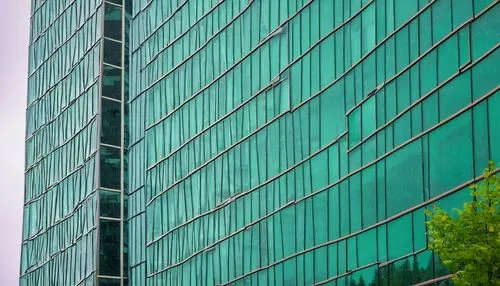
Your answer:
(20, 0), (130, 285)
(98, 0), (130, 285)
(21, 0), (102, 285)
(129, 0), (499, 285)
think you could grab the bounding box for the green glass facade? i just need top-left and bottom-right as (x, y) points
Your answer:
(128, 0), (499, 285)
(22, 0), (500, 285)
(21, 0), (130, 285)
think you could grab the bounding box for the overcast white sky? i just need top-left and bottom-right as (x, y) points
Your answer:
(0, 0), (30, 285)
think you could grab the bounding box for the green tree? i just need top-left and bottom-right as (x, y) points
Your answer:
(426, 161), (500, 285)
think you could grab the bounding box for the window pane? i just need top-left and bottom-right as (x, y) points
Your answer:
(101, 146), (121, 190)
(104, 3), (122, 41)
(438, 71), (470, 120)
(471, 49), (500, 100)
(362, 96), (376, 139)
(388, 214), (412, 260)
(357, 228), (377, 266)
(362, 166), (377, 227)
(415, 250), (434, 282)
(389, 256), (418, 285)
(488, 92), (500, 163)
(103, 65), (122, 100)
(98, 278), (121, 286)
(348, 108), (361, 148)
(429, 112), (473, 198)
(470, 5), (500, 61)
(386, 139), (423, 216)
(101, 98), (121, 146)
(99, 220), (121, 276)
(100, 190), (121, 218)
(104, 39), (122, 66)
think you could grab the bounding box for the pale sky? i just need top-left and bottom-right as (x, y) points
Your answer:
(0, 0), (30, 285)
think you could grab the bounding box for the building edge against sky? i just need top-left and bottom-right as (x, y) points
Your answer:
(22, 0), (500, 285)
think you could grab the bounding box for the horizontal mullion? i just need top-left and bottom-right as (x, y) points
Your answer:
(28, 4), (101, 76)
(25, 115), (98, 173)
(146, 76), (286, 171)
(24, 151), (98, 205)
(21, 226), (97, 276)
(347, 43), (499, 154)
(26, 41), (101, 109)
(141, 0), (374, 131)
(140, 0), (249, 71)
(146, 85), (499, 275)
(146, 131), (348, 247)
(23, 188), (98, 242)
(220, 165), (500, 285)
(26, 78), (99, 141)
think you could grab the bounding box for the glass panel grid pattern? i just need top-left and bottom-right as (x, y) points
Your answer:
(129, 0), (500, 285)
(23, 0), (500, 285)
(21, 0), (103, 285)
(21, 0), (130, 285)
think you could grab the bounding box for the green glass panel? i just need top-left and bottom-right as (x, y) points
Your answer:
(413, 208), (426, 250)
(488, 91), (500, 163)
(99, 219), (121, 276)
(101, 98), (122, 146)
(473, 101), (490, 176)
(100, 190), (121, 218)
(104, 39), (122, 66)
(387, 214), (413, 260)
(429, 112), (473, 198)
(101, 146), (121, 190)
(415, 250), (434, 283)
(357, 228), (377, 266)
(422, 93), (439, 131)
(103, 65), (122, 100)
(386, 140), (423, 216)
(361, 166), (377, 227)
(347, 236), (358, 270)
(389, 257), (419, 285)
(362, 96), (376, 139)
(471, 49), (500, 100)
(394, 0), (418, 28)
(470, 5), (500, 61)
(98, 278), (121, 286)
(438, 71), (470, 120)
(431, 0), (452, 44)
(104, 3), (122, 41)
(350, 174), (362, 233)
(348, 108), (362, 148)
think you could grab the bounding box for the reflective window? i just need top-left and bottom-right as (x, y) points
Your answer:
(100, 146), (121, 190)
(104, 39), (122, 67)
(429, 112), (473, 198)
(99, 220), (121, 276)
(100, 190), (121, 218)
(98, 277), (120, 286)
(104, 3), (122, 41)
(102, 65), (122, 100)
(101, 98), (121, 146)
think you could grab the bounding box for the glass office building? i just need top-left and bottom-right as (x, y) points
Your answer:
(23, 0), (499, 285)
(21, 0), (130, 285)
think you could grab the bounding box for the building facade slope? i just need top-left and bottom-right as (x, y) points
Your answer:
(21, 0), (130, 285)
(128, 0), (499, 285)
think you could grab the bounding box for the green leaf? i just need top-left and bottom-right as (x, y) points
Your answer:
(426, 162), (500, 285)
